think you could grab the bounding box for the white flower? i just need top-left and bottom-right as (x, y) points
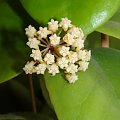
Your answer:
(48, 19), (58, 32)
(23, 18), (91, 84)
(23, 61), (35, 74)
(44, 53), (55, 64)
(78, 61), (89, 71)
(37, 27), (51, 39)
(27, 38), (40, 49)
(25, 25), (36, 38)
(48, 63), (59, 76)
(35, 63), (46, 74)
(65, 73), (78, 83)
(68, 51), (78, 63)
(59, 18), (72, 31)
(72, 37), (84, 49)
(57, 57), (68, 69)
(77, 50), (87, 60)
(30, 49), (42, 61)
(65, 64), (78, 74)
(85, 50), (91, 61)
(49, 34), (60, 45)
(77, 50), (91, 61)
(68, 26), (83, 38)
(79, 28), (84, 39)
(63, 33), (74, 45)
(59, 46), (70, 57)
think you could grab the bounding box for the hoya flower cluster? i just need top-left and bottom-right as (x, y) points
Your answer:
(23, 18), (91, 83)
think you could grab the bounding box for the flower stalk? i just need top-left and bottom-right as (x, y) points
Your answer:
(101, 33), (109, 48)
(28, 74), (37, 113)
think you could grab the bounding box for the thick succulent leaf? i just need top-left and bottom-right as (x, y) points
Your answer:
(0, 2), (29, 83)
(0, 32), (28, 83)
(0, 1), (22, 30)
(96, 9), (120, 39)
(96, 20), (120, 39)
(109, 36), (120, 49)
(21, 0), (120, 35)
(44, 48), (120, 120)
(0, 33), (22, 83)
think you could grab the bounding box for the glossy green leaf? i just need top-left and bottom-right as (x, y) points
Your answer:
(0, 34), (19, 83)
(109, 36), (120, 49)
(21, 0), (120, 35)
(96, 20), (120, 39)
(0, 2), (29, 83)
(0, 32), (28, 83)
(96, 9), (120, 39)
(0, 1), (22, 30)
(44, 48), (120, 120)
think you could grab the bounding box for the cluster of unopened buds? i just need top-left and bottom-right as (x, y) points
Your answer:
(23, 18), (91, 83)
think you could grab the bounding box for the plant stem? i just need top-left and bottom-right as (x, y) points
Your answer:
(28, 74), (37, 113)
(101, 33), (109, 48)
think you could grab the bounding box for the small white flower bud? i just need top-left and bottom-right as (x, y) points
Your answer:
(37, 27), (51, 39)
(30, 49), (42, 61)
(35, 63), (46, 74)
(58, 46), (70, 57)
(65, 64), (78, 74)
(57, 57), (69, 69)
(25, 25), (36, 38)
(48, 19), (58, 32)
(23, 61), (35, 74)
(48, 63), (59, 76)
(78, 61), (89, 71)
(44, 53), (55, 65)
(59, 18), (72, 31)
(65, 73), (78, 83)
(63, 33), (75, 45)
(49, 34), (60, 45)
(27, 38), (40, 49)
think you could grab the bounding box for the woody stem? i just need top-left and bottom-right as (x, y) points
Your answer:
(101, 33), (109, 48)
(28, 74), (37, 113)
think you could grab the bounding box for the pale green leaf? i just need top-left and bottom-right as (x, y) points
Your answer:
(0, 2), (29, 83)
(20, 0), (120, 35)
(44, 48), (120, 120)
(97, 9), (120, 39)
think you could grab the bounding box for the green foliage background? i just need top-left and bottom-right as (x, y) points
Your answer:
(0, 0), (120, 119)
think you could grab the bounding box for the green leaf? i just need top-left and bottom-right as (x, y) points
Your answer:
(44, 48), (120, 120)
(20, 0), (120, 35)
(96, 20), (120, 39)
(0, 1), (22, 30)
(0, 35), (19, 83)
(0, 2), (29, 83)
(96, 9), (120, 39)
(109, 36), (120, 49)
(0, 31), (28, 83)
